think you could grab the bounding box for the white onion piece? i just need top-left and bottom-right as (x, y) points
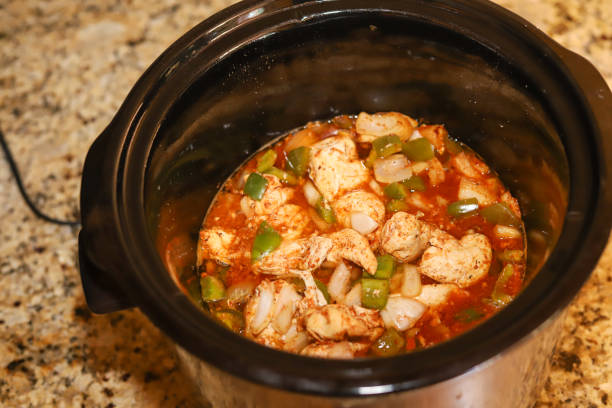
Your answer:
(342, 283), (362, 306)
(493, 225), (522, 239)
(328, 262), (352, 302)
(400, 264), (422, 297)
(250, 285), (274, 335)
(272, 284), (300, 334)
(303, 181), (321, 207)
(409, 130), (423, 140)
(368, 179), (384, 196)
(373, 154), (413, 183)
(227, 280), (256, 305)
(350, 212), (378, 235)
(380, 296), (426, 331)
(285, 128), (318, 152)
(285, 326), (309, 353)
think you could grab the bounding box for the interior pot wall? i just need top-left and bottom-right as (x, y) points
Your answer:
(145, 14), (567, 280)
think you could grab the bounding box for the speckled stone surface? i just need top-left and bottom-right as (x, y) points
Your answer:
(0, 0), (610, 407)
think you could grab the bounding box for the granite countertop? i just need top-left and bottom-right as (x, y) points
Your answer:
(0, 0), (610, 406)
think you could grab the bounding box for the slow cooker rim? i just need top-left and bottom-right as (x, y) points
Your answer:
(87, 0), (612, 397)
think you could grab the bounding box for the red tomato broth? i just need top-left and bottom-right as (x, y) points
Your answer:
(160, 113), (527, 357)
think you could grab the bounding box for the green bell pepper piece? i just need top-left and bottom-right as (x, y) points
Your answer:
(490, 264), (515, 306)
(315, 279), (331, 304)
(371, 328), (405, 357)
(200, 275), (226, 302)
(286, 146), (311, 177)
(480, 203), (521, 227)
(215, 309), (245, 332)
(315, 197), (336, 224)
(374, 254), (396, 279)
(402, 138), (435, 161)
(251, 221), (282, 263)
(361, 278), (390, 309)
(333, 115), (354, 129)
(402, 175), (426, 192)
(244, 173), (268, 200)
(372, 135), (402, 158)
(386, 199), (408, 213)
(256, 149), (277, 173)
(498, 249), (524, 263)
(264, 166), (298, 185)
(445, 136), (463, 155)
(364, 149), (378, 168)
(454, 307), (484, 323)
(447, 198), (479, 217)
(384, 182), (407, 199)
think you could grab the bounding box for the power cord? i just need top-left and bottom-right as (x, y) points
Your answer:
(0, 128), (80, 226)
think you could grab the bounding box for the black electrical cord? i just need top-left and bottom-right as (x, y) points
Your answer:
(0, 128), (80, 226)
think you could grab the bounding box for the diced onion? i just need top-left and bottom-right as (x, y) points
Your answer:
(380, 296), (426, 331)
(342, 283), (362, 306)
(328, 262), (352, 302)
(494, 225), (522, 239)
(227, 280), (256, 305)
(250, 285), (274, 335)
(373, 154), (413, 183)
(400, 264), (422, 297)
(368, 179), (384, 196)
(303, 181), (321, 207)
(350, 212), (378, 235)
(272, 284), (300, 334)
(308, 207), (331, 231)
(409, 130), (423, 140)
(285, 128), (318, 152)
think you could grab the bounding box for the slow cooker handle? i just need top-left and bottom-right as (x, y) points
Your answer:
(79, 128), (135, 314)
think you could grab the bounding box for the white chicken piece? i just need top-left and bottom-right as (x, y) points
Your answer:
(419, 231), (492, 288)
(414, 284), (460, 307)
(301, 341), (369, 359)
(417, 124), (447, 154)
(380, 212), (432, 263)
(333, 190), (385, 233)
(450, 152), (490, 178)
(253, 236), (332, 276)
(244, 279), (310, 353)
(308, 135), (370, 201)
(457, 177), (497, 206)
(355, 112), (417, 142)
(304, 304), (384, 342)
(326, 229), (378, 275)
(266, 204), (313, 240)
(500, 190), (522, 217)
(197, 227), (237, 266)
(240, 174), (295, 217)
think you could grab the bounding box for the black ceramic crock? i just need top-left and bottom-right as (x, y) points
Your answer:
(79, 0), (612, 406)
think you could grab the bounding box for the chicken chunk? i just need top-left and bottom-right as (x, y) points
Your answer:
(416, 124), (447, 154)
(309, 135), (370, 201)
(355, 112), (417, 142)
(450, 152), (490, 178)
(197, 227), (237, 266)
(301, 341), (369, 359)
(457, 177), (497, 206)
(419, 232), (492, 288)
(254, 236), (332, 275)
(414, 284), (460, 307)
(326, 229), (378, 274)
(380, 212), (432, 263)
(304, 304), (384, 342)
(267, 204), (313, 240)
(240, 174), (295, 217)
(333, 190), (385, 232)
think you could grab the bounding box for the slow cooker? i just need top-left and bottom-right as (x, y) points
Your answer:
(78, 0), (612, 406)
